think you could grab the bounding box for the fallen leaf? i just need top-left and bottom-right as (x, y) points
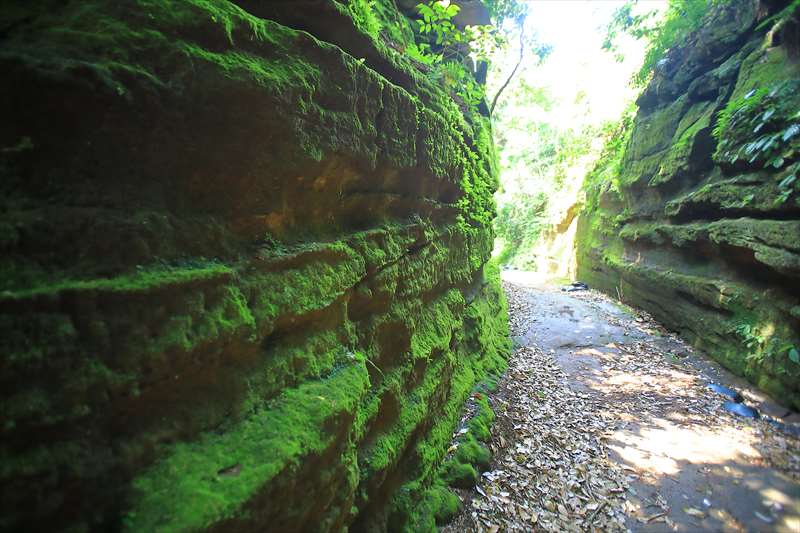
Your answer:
(683, 507), (705, 518)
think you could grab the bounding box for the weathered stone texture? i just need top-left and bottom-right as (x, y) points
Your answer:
(0, 1), (509, 530)
(577, 0), (800, 408)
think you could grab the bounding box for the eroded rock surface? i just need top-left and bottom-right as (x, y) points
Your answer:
(0, 1), (509, 530)
(577, 0), (800, 408)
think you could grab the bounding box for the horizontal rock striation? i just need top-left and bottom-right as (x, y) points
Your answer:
(0, 1), (509, 531)
(577, 0), (800, 408)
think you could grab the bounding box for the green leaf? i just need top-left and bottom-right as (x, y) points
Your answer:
(762, 135), (778, 152)
(745, 140), (761, 154)
(779, 174), (797, 189)
(783, 124), (800, 141)
(789, 347), (799, 364)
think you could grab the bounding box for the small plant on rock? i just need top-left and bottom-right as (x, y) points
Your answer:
(415, 0), (463, 53)
(730, 322), (800, 370)
(730, 322), (766, 360)
(410, 0), (527, 114)
(712, 81), (800, 205)
(433, 61), (486, 109)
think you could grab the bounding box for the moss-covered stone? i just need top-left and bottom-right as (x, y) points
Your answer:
(394, 378), (503, 531)
(576, 0), (800, 409)
(0, 0), (509, 531)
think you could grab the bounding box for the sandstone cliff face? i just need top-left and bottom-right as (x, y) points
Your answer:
(0, 1), (509, 530)
(577, 0), (800, 408)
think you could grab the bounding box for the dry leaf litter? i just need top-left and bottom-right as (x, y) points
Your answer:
(443, 285), (630, 532)
(442, 279), (800, 533)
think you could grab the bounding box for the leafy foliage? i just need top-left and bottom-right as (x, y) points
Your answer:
(415, 0), (462, 49)
(568, 103), (636, 216)
(777, 162), (800, 204)
(433, 61), (486, 108)
(347, 0), (382, 38)
(504, 122), (596, 190)
(713, 80), (800, 204)
(731, 323), (766, 357)
(483, 0), (526, 26)
(602, 2), (658, 61)
(729, 322), (800, 368)
(409, 1), (493, 112)
(494, 82), (635, 266)
(403, 41), (439, 65)
(494, 192), (548, 265)
(586, 104), (637, 194)
(603, 0), (714, 87)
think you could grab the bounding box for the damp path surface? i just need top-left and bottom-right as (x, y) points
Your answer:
(443, 271), (800, 533)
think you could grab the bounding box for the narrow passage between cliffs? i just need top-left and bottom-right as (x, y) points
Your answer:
(443, 271), (800, 533)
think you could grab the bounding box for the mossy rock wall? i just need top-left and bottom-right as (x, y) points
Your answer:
(576, 0), (800, 408)
(0, 1), (510, 530)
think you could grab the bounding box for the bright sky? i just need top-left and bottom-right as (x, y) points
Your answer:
(520, 0), (662, 127)
(490, 0), (665, 197)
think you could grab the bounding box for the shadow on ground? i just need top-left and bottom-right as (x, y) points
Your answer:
(504, 270), (800, 533)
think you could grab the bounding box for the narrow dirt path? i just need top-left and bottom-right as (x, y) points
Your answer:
(444, 272), (800, 532)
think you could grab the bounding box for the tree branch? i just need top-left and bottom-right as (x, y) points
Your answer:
(490, 22), (525, 116)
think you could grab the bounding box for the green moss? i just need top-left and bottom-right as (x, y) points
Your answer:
(425, 483), (461, 525)
(467, 394), (494, 442)
(0, 0), (332, 119)
(243, 328), (356, 413)
(0, 263), (232, 299)
(340, 0), (383, 40)
(462, 264), (513, 369)
(441, 460), (478, 489)
(0, 0), (512, 528)
(247, 243), (366, 324)
(619, 96), (689, 187)
(357, 288), (479, 476)
(709, 220), (800, 270)
(650, 101), (715, 186)
(389, 479), (461, 533)
(437, 406), (494, 489)
(181, 43), (319, 94)
(408, 290), (465, 360)
(1, 225), (509, 530)
(124, 356), (370, 532)
(369, 0), (417, 47)
(728, 45), (800, 104)
(575, 0), (800, 413)
(384, 268), (509, 531)
(360, 354), (452, 474)
(454, 433), (491, 470)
